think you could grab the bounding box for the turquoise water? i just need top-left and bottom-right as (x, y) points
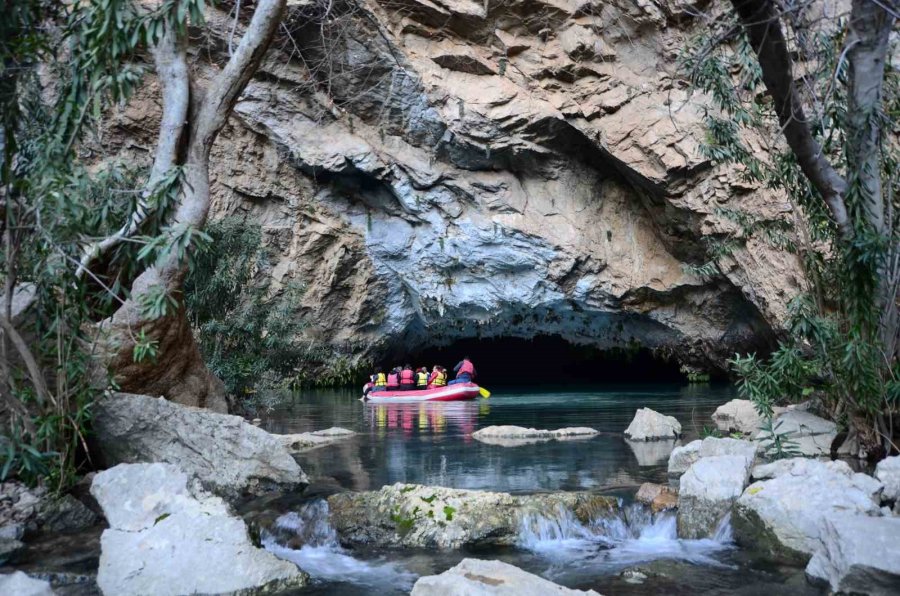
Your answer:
(263, 383), (735, 493)
(259, 383), (822, 595)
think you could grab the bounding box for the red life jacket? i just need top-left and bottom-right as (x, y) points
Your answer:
(387, 373), (400, 386)
(400, 369), (415, 385)
(458, 359), (475, 376)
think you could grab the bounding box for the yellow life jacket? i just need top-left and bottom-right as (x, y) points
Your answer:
(432, 371), (447, 386)
(415, 371), (429, 387)
(375, 372), (387, 386)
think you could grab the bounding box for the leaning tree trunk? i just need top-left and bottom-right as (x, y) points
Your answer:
(96, 0), (286, 412)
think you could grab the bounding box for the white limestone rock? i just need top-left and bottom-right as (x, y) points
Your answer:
(711, 399), (763, 434)
(92, 392), (307, 501)
(0, 571), (54, 596)
(91, 463), (307, 596)
(875, 455), (900, 503)
(472, 425), (598, 447)
(276, 427), (356, 452)
(734, 458), (883, 563)
(754, 409), (837, 457)
(411, 558), (602, 595)
(667, 440), (701, 476)
(806, 514), (900, 595)
(677, 455), (752, 538)
(624, 408), (681, 441)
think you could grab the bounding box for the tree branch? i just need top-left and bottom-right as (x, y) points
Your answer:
(729, 0), (852, 238)
(0, 315), (51, 409)
(845, 0), (894, 236)
(75, 22), (190, 281)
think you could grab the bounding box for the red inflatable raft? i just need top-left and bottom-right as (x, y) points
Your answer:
(364, 382), (481, 403)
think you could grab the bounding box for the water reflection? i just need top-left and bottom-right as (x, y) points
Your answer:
(263, 384), (736, 494)
(365, 402), (485, 438)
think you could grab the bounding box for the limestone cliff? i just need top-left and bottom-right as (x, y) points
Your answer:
(102, 0), (805, 375)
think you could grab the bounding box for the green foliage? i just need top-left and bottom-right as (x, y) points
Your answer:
(681, 12), (899, 454)
(0, 1), (205, 490)
(184, 217), (368, 411)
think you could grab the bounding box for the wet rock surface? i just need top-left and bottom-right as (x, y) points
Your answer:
(733, 459), (883, 563)
(677, 455), (752, 539)
(327, 483), (618, 549)
(635, 483), (678, 513)
(275, 427), (357, 453)
(624, 408), (682, 441)
(90, 463), (307, 596)
(411, 558), (602, 595)
(92, 392), (307, 501)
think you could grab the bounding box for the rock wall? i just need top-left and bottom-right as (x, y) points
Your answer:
(102, 0), (806, 373)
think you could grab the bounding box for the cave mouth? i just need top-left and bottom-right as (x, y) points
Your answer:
(401, 336), (685, 387)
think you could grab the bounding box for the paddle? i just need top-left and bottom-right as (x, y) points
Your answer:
(479, 387), (491, 399)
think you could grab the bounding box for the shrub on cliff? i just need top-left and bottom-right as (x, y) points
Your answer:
(681, 0), (898, 456)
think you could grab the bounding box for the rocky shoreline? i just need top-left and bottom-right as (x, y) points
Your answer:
(3, 395), (900, 595)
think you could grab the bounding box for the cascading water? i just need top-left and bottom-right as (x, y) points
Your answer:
(517, 501), (735, 576)
(261, 500), (417, 590)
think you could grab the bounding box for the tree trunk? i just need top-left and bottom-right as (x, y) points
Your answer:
(97, 0), (286, 412)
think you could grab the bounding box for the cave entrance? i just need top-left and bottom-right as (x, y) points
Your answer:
(404, 336), (685, 386)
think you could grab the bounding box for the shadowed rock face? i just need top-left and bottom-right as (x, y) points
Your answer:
(101, 0), (803, 376)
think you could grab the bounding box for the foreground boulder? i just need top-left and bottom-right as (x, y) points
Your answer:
(733, 459), (883, 563)
(755, 410), (837, 457)
(677, 455), (752, 538)
(93, 392), (307, 501)
(711, 399), (763, 435)
(635, 483), (678, 513)
(624, 408), (681, 441)
(805, 514), (900, 595)
(411, 559), (601, 595)
(0, 571), (54, 596)
(327, 483), (617, 549)
(473, 425), (599, 446)
(91, 463), (307, 596)
(875, 455), (900, 505)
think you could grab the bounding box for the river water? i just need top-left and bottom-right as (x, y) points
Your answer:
(259, 384), (823, 595)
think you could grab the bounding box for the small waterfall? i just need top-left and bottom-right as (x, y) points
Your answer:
(517, 501), (734, 569)
(262, 500), (417, 589)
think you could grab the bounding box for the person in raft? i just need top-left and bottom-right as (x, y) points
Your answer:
(449, 357), (476, 385)
(415, 367), (429, 389)
(372, 370), (387, 391)
(428, 365), (447, 388)
(399, 364), (416, 390)
(386, 367), (401, 390)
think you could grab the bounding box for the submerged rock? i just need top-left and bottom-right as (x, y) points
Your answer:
(733, 458), (883, 563)
(677, 455), (751, 539)
(410, 559), (600, 596)
(711, 399), (763, 435)
(755, 410), (837, 457)
(635, 483), (678, 513)
(472, 425), (598, 446)
(92, 392), (307, 501)
(327, 483), (617, 549)
(91, 463), (307, 596)
(805, 514), (900, 595)
(667, 440), (701, 476)
(0, 571), (54, 596)
(875, 455), (900, 504)
(276, 427), (356, 452)
(624, 408), (681, 441)
(411, 558), (601, 595)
